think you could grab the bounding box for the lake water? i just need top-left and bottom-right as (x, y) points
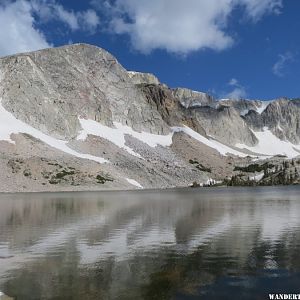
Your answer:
(0, 187), (300, 299)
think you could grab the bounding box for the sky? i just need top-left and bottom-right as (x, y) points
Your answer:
(0, 0), (299, 100)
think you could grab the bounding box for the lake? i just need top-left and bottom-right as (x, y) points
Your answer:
(0, 187), (300, 299)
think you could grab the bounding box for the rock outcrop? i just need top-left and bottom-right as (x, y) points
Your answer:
(172, 88), (215, 108)
(127, 71), (160, 85)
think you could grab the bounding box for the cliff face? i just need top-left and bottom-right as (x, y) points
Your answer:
(0, 44), (169, 139)
(0, 43), (299, 192)
(258, 99), (300, 144)
(172, 88), (214, 108)
(219, 98), (300, 144)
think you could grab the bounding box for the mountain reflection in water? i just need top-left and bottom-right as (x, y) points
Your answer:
(0, 186), (300, 299)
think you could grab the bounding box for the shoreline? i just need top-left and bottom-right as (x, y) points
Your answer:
(0, 184), (299, 195)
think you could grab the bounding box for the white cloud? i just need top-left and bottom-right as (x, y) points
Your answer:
(109, 0), (234, 54)
(226, 87), (247, 99)
(272, 51), (294, 77)
(239, 0), (282, 21)
(79, 9), (100, 32)
(102, 0), (282, 54)
(0, 0), (283, 58)
(53, 3), (80, 30)
(225, 78), (247, 99)
(228, 78), (238, 86)
(0, 0), (50, 57)
(32, 0), (100, 32)
(0, 0), (100, 57)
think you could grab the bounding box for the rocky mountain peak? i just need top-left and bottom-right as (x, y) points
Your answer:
(0, 43), (170, 139)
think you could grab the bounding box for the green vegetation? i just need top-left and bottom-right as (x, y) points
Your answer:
(191, 181), (200, 188)
(227, 161), (300, 187)
(23, 170), (31, 177)
(49, 179), (59, 185)
(189, 159), (198, 164)
(189, 159), (211, 173)
(196, 165), (212, 173)
(96, 174), (113, 184)
(234, 162), (274, 173)
(48, 168), (76, 184)
(54, 170), (75, 179)
(224, 175), (256, 187)
(47, 162), (63, 167)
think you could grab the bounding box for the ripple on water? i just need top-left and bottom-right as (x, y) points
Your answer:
(1, 187), (300, 299)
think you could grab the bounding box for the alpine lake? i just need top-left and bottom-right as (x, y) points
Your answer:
(0, 186), (300, 299)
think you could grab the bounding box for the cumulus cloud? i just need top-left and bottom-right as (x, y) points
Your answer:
(272, 51), (294, 77)
(108, 0), (234, 54)
(0, 0), (100, 57)
(100, 0), (283, 54)
(0, 0), (50, 57)
(80, 9), (100, 32)
(32, 0), (100, 32)
(239, 0), (282, 21)
(228, 78), (238, 86)
(225, 78), (247, 99)
(0, 0), (283, 57)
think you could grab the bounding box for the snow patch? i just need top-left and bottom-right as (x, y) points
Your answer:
(0, 100), (107, 163)
(180, 100), (203, 109)
(77, 119), (142, 158)
(114, 122), (173, 148)
(250, 173), (264, 181)
(240, 109), (250, 116)
(77, 118), (173, 156)
(188, 102), (203, 108)
(277, 124), (284, 132)
(255, 101), (271, 114)
(236, 127), (300, 158)
(172, 126), (249, 157)
(127, 71), (139, 76)
(126, 178), (143, 189)
(200, 178), (221, 186)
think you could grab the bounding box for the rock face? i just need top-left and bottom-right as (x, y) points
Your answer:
(219, 99), (266, 115)
(257, 99), (300, 144)
(0, 44), (169, 138)
(0, 43), (299, 192)
(172, 88), (215, 108)
(191, 105), (258, 146)
(219, 98), (300, 144)
(127, 71), (160, 85)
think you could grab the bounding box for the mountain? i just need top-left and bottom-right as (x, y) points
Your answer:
(0, 44), (299, 192)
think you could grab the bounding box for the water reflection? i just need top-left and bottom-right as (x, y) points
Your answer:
(0, 187), (300, 299)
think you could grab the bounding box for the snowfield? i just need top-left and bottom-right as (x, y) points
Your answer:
(78, 119), (250, 158)
(0, 100), (107, 163)
(172, 126), (249, 157)
(77, 118), (173, 157)
(1, 100), (299, 165)
(126, 178), (143, 189)
(255, 101), (272, 114)
(250, 173), (265, 181)
(236, 127), (300, 158)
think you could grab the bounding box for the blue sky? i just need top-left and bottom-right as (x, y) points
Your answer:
(0, 0), (299, 100)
